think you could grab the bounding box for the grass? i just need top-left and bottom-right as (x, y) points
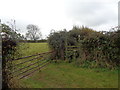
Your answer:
(20, 62), (118, 88)
(12, 43), (118, 88)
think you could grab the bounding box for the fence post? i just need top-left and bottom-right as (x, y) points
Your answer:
(65, 30), (68, 61)
(78, 35), (81, 58)
(38, 56), (41, 72)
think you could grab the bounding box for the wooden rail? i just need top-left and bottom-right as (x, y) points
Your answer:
(19, 62), (50, 79)
(11, 51), (54, 61)
(11, 59), (45, 74)
(13, 61), (48, 78)
(7, 55), (44, 69)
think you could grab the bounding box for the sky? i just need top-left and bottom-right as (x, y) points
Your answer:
(0, 0), (119, 39)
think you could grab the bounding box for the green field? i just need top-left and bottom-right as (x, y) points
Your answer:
(16, 43), (50, 57)
(15, 43), (118, 88)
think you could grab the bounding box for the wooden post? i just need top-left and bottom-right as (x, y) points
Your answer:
(78, 35), (81, 58)
(38, 56), (41, 72)
(0, 20), (2, 89)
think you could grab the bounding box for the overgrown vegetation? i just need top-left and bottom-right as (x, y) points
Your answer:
(16, 43), (118, 88)
(48, 30), (67, 60)
(1, 23), (25, 88)
(48, 26), (120, 69)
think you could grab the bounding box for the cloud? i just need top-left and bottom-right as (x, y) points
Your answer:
(64, 0), (118, 27)
(0, 0), (119, 38)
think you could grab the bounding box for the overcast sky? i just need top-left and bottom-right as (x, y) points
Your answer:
(0, 0), (119, 39)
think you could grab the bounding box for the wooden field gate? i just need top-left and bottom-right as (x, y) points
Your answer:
(7, 51), (54, 80)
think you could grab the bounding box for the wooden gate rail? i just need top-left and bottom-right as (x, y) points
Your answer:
(11, 58), (46, 74)
(12, 55), (45, 69)
(11, 60), (48, 78)
(19, 61), (50, 79)
(7, 55), (44, 69)
(11, 51), (54, 61)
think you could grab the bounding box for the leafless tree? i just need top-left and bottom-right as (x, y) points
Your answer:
(26, 24), (42, 41)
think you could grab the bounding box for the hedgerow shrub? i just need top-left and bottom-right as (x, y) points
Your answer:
(48, 26), (119, 69)
(48, 26), (96, 60)
(48, 30), (66, 60)
(79, 28), (119, 69)
(2, 23), (24, 88)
